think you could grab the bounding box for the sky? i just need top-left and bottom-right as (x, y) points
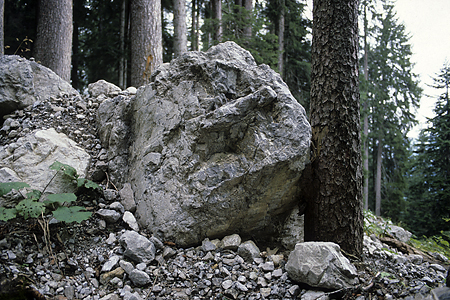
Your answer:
(304, 0), (450, 139)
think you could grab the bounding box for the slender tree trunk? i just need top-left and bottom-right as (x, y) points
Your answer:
(71, 20), (79, 90)
(277, 0), (285, 76)
(173, 0), (187, 57)
(303, 0), (363, 258)
(35, 0), (73, 82)
(0, 0), (4, 56)
(212, 0), (222, 42)
(130, 0), (163, 87)
(191, 0), (197, 50)
(375, 137), (383, 216)
(119, 0), (126, 88)
(195, 0), (201, 49)
(243, 0), (252, 39)
(363, 4), (369, 211)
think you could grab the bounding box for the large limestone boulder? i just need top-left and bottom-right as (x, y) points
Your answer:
(0, 55), (79, 119)
(98, 41), (311, 246)
(285, 242), (359, 290)
(0, 128), (90, 195)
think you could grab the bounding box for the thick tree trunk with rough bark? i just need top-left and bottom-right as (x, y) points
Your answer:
(35, 0), (73, 82)
(130, 0), (162, 87)
(303, 0), (363, 258)
(173, 0), (187, 57)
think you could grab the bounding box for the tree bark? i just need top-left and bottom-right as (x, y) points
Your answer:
(375, 137), (383, 216)
(35, 0), (73, 82)
(191, 0), (198, 50)
(363, 4), (369, 211)
(173, 0), (187, 57)
(130, 0), (162, 87)
(277, 0), (285, 76)
(0, 0), (4, 56)
(119, 0), (127, 88)
(212, 0), (222, 42)
(304, 0), (363, 258)
(242, 0), (252, 39)
(71, 19), (79, 90)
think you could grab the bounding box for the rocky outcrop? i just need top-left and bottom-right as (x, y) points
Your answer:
(0, 55), (79, 120)
(97, 41), (311, 246)
(285, 242), (359, 290)
(0, 128), (90, 194)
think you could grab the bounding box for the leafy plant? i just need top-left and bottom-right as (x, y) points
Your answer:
(0, 161), (98, 223)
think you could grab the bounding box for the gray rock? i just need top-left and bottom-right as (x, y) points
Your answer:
(0, 167), (21, 183)
(119, 230), (156, 263)
(237, 240), (261, 262)
(97, 209), (122, 223)
(123, 211), (139, 231)
(388, 225), (412, 243)
(119, 260), (135, 275)
(110, 201), (125, 214)
(201, 238), (217, 252)
(286, 242), (359, 290)
(88, 79), (121, 97)
(129, 269), (151, 286)
(99, 41), (311, 246)
(222, 234), (242, 251)
(0, 128), (90, 194)
(0, 55), (78, 119)
(101, 255), (121, 272)
(97, 95), (131, 188)
(119, 183), (136, 212)
(281, 206), (305, 250)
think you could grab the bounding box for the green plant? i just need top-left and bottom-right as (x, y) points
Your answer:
(0, 161), (98, 223)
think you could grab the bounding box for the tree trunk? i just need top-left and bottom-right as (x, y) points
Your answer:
(130, 0), (162, 87)
(243, 0), (252, 39)
(363, 4), (369, 211)
(173, 0), (187, 57)
(375, 137), (383, 216)
(119, 0), (126, 89)
(35, 0), (73, 82)
(71, 20), (79, 90)
(0, 0), (4, 56)
(191, 0), (198, 50)
(304, 0), (363, 258)
(212, 0), (222, 42)
(277, 0), (285, 76)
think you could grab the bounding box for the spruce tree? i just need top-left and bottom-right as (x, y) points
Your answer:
(365, 0), (421, 218)
(407, 63), (450, 236)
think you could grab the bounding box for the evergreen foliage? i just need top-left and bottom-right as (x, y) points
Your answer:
(363, 0), (421, 220)
(406, 63), (450, 236)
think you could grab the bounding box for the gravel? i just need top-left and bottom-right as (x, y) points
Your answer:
(1, 91), (449, 300)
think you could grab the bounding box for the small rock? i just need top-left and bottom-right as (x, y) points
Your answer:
(97, 209), (122, 223)
(222, 279), (234, 290)
(202, 238), (217, 252)
(237, 240), (260, 263)
(129, 269), (151, 286)
(100, 267), (125, 285)
(110, 201), (125, 214)
(222, 234), (241, 250)
(119, 260), (134, 275)
(119, 183), (136, 212)
(123, 211), (139, 231)
(261, 261), (275, 272)
(102, 255), (121, 272)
